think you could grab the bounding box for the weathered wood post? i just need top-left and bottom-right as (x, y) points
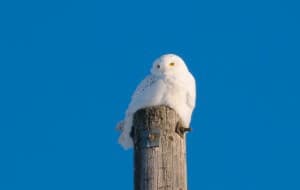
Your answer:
(132, 105), (190, 190)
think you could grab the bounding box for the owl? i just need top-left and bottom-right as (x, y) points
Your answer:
(117, 54), (196, 149)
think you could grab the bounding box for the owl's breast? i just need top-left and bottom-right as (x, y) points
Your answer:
(161, 78), (192, 126)
(164, 82), (186, 104)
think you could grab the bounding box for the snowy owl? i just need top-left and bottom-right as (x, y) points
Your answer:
(117, 54), (196, 149)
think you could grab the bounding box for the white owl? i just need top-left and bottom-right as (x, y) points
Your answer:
(117, 54), (196, 149)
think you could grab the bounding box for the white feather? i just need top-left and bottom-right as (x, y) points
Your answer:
(117, 54), (196, 149)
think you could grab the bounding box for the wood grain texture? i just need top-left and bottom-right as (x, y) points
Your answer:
(133, 106), (188, 190)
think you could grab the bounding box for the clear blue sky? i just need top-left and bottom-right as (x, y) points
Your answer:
(1, 0), (300, 189)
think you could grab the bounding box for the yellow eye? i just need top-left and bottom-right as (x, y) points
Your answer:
(169, 62), (175, 66)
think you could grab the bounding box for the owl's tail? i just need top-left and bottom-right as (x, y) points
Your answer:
(118, 131), (133, 150)
(117, 117), (134, 150)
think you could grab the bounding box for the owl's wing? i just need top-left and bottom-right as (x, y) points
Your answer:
(131, 75), (158, 100)
(126, 74), (159, 116)
(186, 74), (196, 109)
(118, 75), (159, 150)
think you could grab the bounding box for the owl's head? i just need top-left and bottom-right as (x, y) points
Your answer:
(151, 54), (189, 77)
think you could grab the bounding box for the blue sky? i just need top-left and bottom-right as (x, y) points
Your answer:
(1, 0), (300, 189)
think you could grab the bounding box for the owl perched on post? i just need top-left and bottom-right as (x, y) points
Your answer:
(117, 54), (196, 149)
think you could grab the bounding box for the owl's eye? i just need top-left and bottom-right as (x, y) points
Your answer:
(157, 64), (160, 69)
(169, 62), (175, 66)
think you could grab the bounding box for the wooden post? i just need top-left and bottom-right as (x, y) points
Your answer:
(132, 105), (190, 190)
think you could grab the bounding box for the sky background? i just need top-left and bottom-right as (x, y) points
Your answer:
(1, 0), (300, 189)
